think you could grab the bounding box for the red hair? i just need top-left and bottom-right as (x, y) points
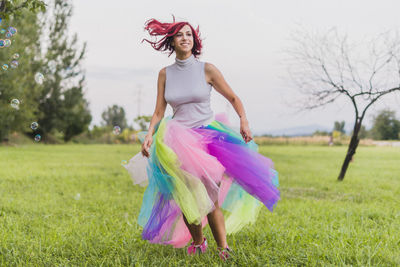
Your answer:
(142, 15), (203, 58)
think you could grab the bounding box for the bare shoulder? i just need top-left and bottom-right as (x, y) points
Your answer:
(204, 62), (223, 84)
(159, 67), (166, 77)
(204, 62), (220, 75)
(157, 67), (167, 85)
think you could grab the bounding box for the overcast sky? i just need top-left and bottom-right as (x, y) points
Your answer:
(68, 0), (400, 134)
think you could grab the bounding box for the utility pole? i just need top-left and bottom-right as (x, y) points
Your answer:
(136, 83), (143, 116)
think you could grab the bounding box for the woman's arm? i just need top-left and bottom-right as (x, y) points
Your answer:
(205, 62), (253, 143)
(141, 67), (167, 157)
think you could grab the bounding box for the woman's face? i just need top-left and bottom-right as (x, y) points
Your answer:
(172, 25), (194, 53)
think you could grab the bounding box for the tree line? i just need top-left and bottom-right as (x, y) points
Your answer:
(313, 109), (400, 141)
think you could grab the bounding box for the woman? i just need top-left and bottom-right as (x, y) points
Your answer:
(125, 16), (280, 261)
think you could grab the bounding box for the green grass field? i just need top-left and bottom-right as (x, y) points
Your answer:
(0, 144), (399, 266)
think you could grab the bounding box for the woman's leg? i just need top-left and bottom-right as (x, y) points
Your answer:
(207, 202), (228, 248)
(182, 214), (204, 245)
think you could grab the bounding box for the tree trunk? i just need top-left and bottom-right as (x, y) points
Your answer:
(337, 119), (362, 181)
(0, 1), (5, 12)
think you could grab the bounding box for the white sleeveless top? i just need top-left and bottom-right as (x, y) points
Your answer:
(164, 54), (214, 128)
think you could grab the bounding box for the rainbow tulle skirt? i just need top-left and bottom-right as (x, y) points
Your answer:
(124, 114), (280, 248)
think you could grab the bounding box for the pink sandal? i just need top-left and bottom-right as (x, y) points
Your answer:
(217, 246), (232, 261)
(187, 237), (208, 255)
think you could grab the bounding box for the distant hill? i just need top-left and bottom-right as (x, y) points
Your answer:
(255, 124), (332, 137)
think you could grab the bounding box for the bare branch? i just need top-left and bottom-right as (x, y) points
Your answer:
(361, 86), (400, 119)
(286, 28), (400, 111)
(340, 35), (364, 92)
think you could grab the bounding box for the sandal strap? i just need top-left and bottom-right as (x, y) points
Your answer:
(218, 246), (232, 261)
(187, 237), (208, 255)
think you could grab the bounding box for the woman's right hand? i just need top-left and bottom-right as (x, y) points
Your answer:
(141, 134), (153, 157)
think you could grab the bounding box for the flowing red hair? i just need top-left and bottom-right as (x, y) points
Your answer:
(142, 15), (203, 57)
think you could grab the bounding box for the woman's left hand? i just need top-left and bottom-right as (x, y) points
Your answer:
(240, 119), (253, 143)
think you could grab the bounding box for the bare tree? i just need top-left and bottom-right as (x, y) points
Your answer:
(287, 28), (400, 180)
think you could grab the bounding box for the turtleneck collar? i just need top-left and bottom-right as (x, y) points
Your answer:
(175, 54), (195, 69)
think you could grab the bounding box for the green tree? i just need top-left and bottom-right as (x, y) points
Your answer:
(0, 0), (45, 19)
(37, 0), (91, 141)
(370, 109), (400, 140)
(61, 87), (92, 141)
(134, 115), (151, 131)
(0, 9), (42, 141)
(333, 121), (346, 134)
(102, 105), (127, 129)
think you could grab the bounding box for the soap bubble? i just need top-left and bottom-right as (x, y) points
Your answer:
(34, 72), (44, 84)
(10, 99), (20, 109)
(0, 39), (5, 48)
(10, 60), (18, 69)
(31, 122), (39, 130)
(74, 193), (81, 200)
(113, 126), (121, 135)
(218, 136), (225, 142)
(121, 160), (128, 166)
(2, 64), (8, 70)
(13, 53), (19, 59)
(8, 27), (17, 35)
(5, 32), (11, 38)
(4, 39), (11, 47)
(0, 29), (5, 34)
(34, 134), (41, 142)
